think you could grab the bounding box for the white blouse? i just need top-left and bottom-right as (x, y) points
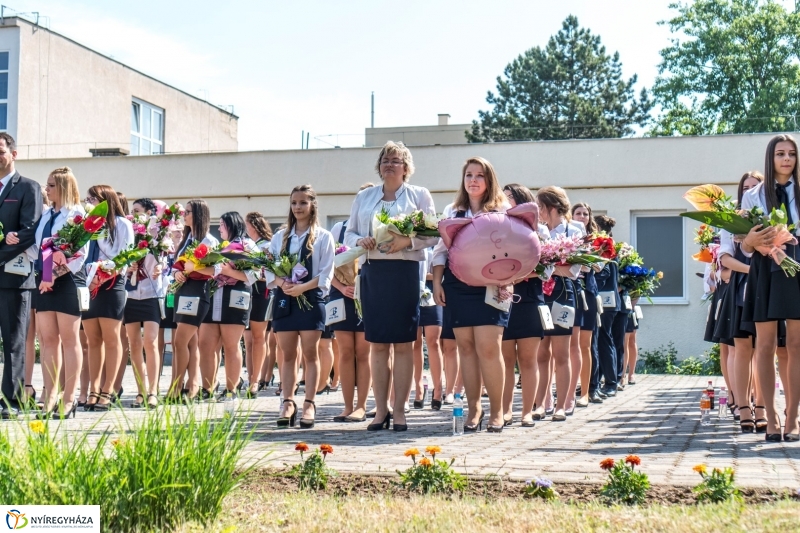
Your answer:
(267, 225), (335, 297)
(30, 205), (89, 275)
(741, 180), (799, 231)
(344, 182), (436, 262)
(126, 253), (163, 300)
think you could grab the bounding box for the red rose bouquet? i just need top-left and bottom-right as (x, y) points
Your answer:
(41, 201), (108, 282)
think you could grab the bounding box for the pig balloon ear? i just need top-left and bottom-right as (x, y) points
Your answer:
(507, 202), (539, 230)
(438, 218), (473, 248)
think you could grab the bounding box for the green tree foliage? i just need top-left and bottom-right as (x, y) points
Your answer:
(467, 15), (651, 142)
(652, 0), (800, 136)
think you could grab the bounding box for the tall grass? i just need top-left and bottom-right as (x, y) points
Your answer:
(1, 407), (256, 532)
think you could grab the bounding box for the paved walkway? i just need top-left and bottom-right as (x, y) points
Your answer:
(6, 367), (800, 488)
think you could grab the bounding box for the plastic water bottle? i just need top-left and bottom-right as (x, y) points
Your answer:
(718, 386), (728, 418)
(422, 376), (429, 400)
(453, 393), (464, 435)
(700, 391), (711, 426)
(224, 392), (237, 419)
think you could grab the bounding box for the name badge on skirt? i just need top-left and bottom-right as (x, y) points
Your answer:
(77, 287), (90, 311)
(4, 254), (31, 275)
(635, 305), (644, 320)
(599, 291), (616, 308)
(551, 301), (576, 329)
(325, 298), (346, 325)
(229, 290), (251, 310)
(538, 305), (555, 330)
(485, 285), (512, 312)
(596, 294), (604, 314)
(624, 295), (633, 310)
(176, 296), (201, 316)
(353, 274), (361, 301)
(579, 289), (588, 311)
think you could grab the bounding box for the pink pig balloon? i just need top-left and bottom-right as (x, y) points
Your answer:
(153, 200), (168, 218)
(438, 202), (541, 287)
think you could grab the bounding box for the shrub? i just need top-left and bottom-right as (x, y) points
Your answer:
(289, 443), (336, 491)
(1, 407), (254, 532)
(674, 356), (704, 375)
(703, 343), (722, 375)
(638, 342), (678, 374)
(692, 464), (742, 504)
(637, 341), (722, 375)
(398, 446), (466, 494)
(600, 455), (650, 506)
(524, 477), (558, 500)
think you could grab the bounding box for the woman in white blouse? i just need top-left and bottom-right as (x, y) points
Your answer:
(344, 142), (436, 432)
(82, 184), (134, 411)
(7, 167), (87, 418)
(243, 211), (273, 396)
(125, 198), (164, 409)
(268, 184), (335, 429)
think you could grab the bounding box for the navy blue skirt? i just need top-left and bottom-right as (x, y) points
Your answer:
(419, 281), (443, 327)
(504, 278), (544, 340)
(250, 281), (271, 323)
(328, 286), (364, 332)
(442, 265), (509, 329)
(543, 276), (575, 337)
(580, 286), (599, 331)
(441, 306), (455, 340)
(271, 287), (325, 332)
(361, 259), (420, 343)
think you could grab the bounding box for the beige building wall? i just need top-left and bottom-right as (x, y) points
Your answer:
(4, 17), (237, 159)
(15, 133), (783, 359)
(365, 115), (470, 147)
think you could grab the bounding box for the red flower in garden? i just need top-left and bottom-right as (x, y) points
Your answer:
(295, 442), (309, 452)
(319, 444), (333, 457)
(193, 244), (209, 259)
(73, 214), (83, 224)
(82, 215), (105, 233)
(600, 458), (615, 471)
(625, 455), (641, 467)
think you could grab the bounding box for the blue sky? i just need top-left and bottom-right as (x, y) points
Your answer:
(8, 0), (794, 151)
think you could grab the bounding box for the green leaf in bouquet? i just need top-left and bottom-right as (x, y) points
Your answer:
(769, 205), (788, 227)
(88, 200), (109, 218)
(680, 211), (754, 236)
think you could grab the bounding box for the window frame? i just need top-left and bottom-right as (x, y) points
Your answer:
(630, 210), (688, 305)
(131, 97), (164, 156)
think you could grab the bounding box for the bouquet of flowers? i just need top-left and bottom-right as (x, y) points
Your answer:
(91, 245), (149, 298)
(334, 209), (441, 267)
(590, 233), (616, 260)
(681, 184), (800, 276)
(0, 221), (4, 243)
(614, 242), (643, 269)
(693, 224), (719, 263)
(333, 243), (362, 319)
(168, 241), (231, 294)
(619, 265), (663, 302)
(41, 201), (108, 282)
(152, 202), (183, 257)
(535, 234), (606, 295)
(264, 250), (312, 310)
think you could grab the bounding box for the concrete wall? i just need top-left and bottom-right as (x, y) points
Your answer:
(4, 17), (237, 159)
(365, 123), (471, 147)
(15, 132), (784, 359)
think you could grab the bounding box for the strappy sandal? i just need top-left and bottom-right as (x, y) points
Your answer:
(92, 392), (114, 412)
(276, 399), (297, 428)
(299, 399), (316, 429)
(131, 394), (145, 409)
(739, 406), (755, 433)
(754, 406), (768, 433)
(83, 392), (100, 412)
(146, 394), (159, 408)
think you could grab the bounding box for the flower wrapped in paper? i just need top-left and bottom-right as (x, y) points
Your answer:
(168, 241), (231, 295)
(41, 200), (108, 283)
(535, 234), (606, 296)
(334, 209), (442, 267)
(90, 245), (149, 298)
(619, 265), (663, 303)
(264, 250), (313, 310)
(681, 184), (800, 276)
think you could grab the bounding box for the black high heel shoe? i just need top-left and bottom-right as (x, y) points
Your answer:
(754, 406), (768, 433)
(257, 380), (268, 392)
(83, 392), (100, 411)
(276, 399), (297, 428)
(431, 398), (442, 411)
(56, 401), (77, 420)
(367, 412), (391, 431)
(739, 406), (755, 433)
(299, 399), (316, 429)
(413, 389), (427, 409)
(464, 410), (485, 432)
(22, 384), (38, 410)
(487, 424), (504, 433)
(316, 383), (332, 396)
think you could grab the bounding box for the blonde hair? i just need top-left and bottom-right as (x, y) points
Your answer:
(282, 184), (319, 255)
(536, 186), (571, 217)
(48, 167), (81, 209)
(374, 141), (415, 181)
(453, 157), (506, 212)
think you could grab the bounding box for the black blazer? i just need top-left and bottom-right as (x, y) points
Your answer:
(0, 171), (43, 289)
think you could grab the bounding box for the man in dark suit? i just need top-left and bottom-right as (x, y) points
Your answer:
(0, 133), (42, 419)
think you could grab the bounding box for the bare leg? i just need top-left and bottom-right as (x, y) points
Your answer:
(733, 337), (754, 425)
(248, 321), (268, 392)
(442, 338), (459, 400)
(318, 338), (333, 392)
(36, 312), (62, 412)
(299, 330), (322, 420)
(425, 325), (443, 401)
(187, 331), (201, 395)
(79, 329), (89, 403)
(412, 328), (424, 402)
(199, 323), (222, 391)
(23, 311), (37, 402)
(754, 322), (779, 434)
(337, 331), (357, 417)
(551, 335), (572, 416)
(98, 318), (124, 406)
(369, 343), (393, 422)
(331, 337), (341, 388)
(501, 340), (517, 419)
(533, 337), (552, 417)
(518, 337), (540, 421)
(783, 321), (800, 436)
(170, 324), (197, 398)
(567, 326), (581, 410)
(57, 312), (82, 411)
(627, 330), (639, 382)
(276, 332), (300, 419)
(221, 324), (246, 392)
(579, 329), (592, 403)
(126, 322), (147, 399)
(456, 326), (505, 428)
(82, 319), (104, 405)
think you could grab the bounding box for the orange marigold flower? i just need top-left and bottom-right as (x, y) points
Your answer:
(693, 464), (707, 475)
(600, 458), (615, 471)
(419, 457), (432, 467)
(624, 455), (641, 467)
(295, 442), (309, 452)
(425, 446), (442, 457)
(404, 448), (420, 457)
(111, 439), (122, 448)
(319, 444), (333, 455)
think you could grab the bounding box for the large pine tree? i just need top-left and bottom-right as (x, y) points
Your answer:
(467, 15), (652, 142)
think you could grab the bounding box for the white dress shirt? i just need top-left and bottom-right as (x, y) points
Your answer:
(126, 253), (163, 300)
(431, 201), (512, 267)
(85, 216), (135, 275)
(0, 171), (13, 189)
(344, 182), (436, 262)
(718, 230), (735, 259)
(741, 180), (799, 231)
(31, 205), (89, 275)
(267, 225), (335, 296)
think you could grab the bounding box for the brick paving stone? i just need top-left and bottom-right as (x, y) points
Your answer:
(3, 366), (799, 488)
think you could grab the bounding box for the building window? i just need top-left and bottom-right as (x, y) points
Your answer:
(631, 213), (686, 302)
(0, 51), (9, 131)
(131, 98), (164, 155)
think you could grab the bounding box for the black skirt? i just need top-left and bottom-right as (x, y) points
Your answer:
(744, 252), (800, 321)
(503, 278), (545, 341)
(441, 265), (509, 329)
(328, 286), (364, 332)
(160, 304), (177, 329)
(250, 281), (271, 323)
(83, 275), (126, 321)
(419, 280), (443, 327)
(441, 306), (455, 340)
(271, 288), (326, 332)
(625, 312), (639, 333)
(704, 282), (725, 343)
(173, 278), (211, 328)
(360, 260), (420, 343)
(714, 275), (754, 340)
(543, 276), (575, 337)
(124, 297), (161, 325)
(580, 285), (599, 331)
(35, 272), (86, 317)
(203, 282), (252, 326)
